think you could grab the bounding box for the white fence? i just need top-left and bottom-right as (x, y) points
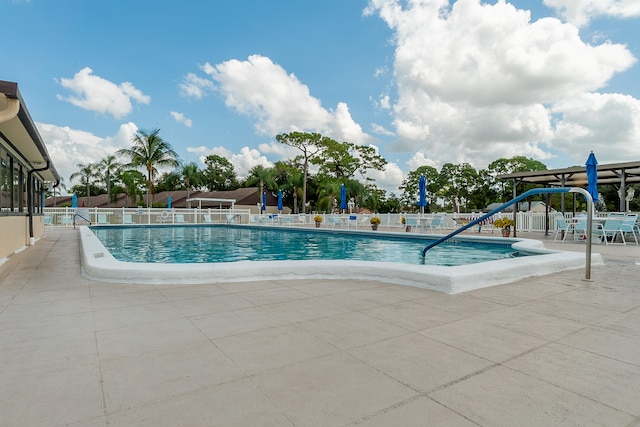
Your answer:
(43, 207), (597, 234)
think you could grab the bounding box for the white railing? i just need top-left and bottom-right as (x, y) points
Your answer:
(43, 208), (618, 233)
(43, 207), (251, 226)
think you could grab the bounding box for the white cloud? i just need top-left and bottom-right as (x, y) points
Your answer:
(543, 0), (640, 27)
(198, 54), (372, 145)
(364, 161), (406, 195)
(187, 145), (273, 178)
(406, 152), (439, 172)
(365, 0), (636, 169)
(371, 123), (394, 136)
(170, 111), (192, 127)
(179, 72), (215, 99)
(56, 67), (150, 119)
(37, 122), (137, 186)
(552, 92), (640, 163)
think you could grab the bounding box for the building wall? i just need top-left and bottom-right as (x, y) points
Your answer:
(0, 215), (29, 260)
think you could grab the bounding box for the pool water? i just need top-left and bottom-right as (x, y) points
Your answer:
(90, 225), (524, 266)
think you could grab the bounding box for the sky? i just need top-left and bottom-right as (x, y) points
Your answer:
(4, 0), (640, 194)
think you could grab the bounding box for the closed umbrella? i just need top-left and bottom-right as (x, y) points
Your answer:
(262, 191), (267, 212)
(277, 190), (283, 212)
(167, 195), (172, 209)
(71, 194), (77, 208)
(586, 152), (598, 203)
(340, 184), (347, 213)
(418, 175), (427, 214)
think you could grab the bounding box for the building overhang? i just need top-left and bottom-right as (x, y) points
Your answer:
(0, 80), (60, 184)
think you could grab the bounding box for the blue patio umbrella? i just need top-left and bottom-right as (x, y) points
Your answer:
(262, 191), (267, 211)
(71, 194), (77, 208)
(586, 152), (599, 203)
(418, 175), (427, 214)
(167, 195), (172, 209)
(277, 190), (283, 211)
(340, 184), (347, 212)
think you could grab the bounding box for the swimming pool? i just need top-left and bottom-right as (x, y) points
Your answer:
(78, 225), (603, 294)
(90, 225), (523, 266)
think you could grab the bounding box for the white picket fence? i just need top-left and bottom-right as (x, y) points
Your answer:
(43, 207), (601, 233)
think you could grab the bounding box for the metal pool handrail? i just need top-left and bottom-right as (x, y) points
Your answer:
(422, 187), (594, 280)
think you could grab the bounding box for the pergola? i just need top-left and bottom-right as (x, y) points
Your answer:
(498, 160), (640, 212)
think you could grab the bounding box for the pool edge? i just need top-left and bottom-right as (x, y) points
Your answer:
(78, 226), (604, 294)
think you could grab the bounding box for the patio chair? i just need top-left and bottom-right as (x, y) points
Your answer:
(620, 214), (639, 245)
(175, 214), (185, 224)
(405, 216), (419, 232)
(327, 216), (340, 228)
(601, 213), (626, 245)
(572, 218), (605, 243)
(97, 214), (108, 225)
(122, 214), (133, 225)
(428, 214), (445, 233)
(553, 213), (573, 242)
(61, 215), (73, 226)
(203, 214), (213, 223)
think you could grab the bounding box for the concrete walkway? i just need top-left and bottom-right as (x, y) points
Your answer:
(1, 228), (639, 426)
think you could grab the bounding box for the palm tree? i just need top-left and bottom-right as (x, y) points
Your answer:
(117, 129), (180, 206)
(97, 155), (122, 207)
(245, 165), (276, 210)
(317, 180), (341, 214)
(70, 162), (98, 206)
(180, 162), (203, 201)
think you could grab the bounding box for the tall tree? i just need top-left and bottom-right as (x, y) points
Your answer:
(311, 140), (387, 181)
(316, 179), (341, 213)
(97, 155), (122, 207)
(399, 165), (439, 211)
(438, 163), (478, 212)
(180, 162), (203, 200)
(202, 154), (239, 191)
(488, 156), (547, 201)
(70, 162), (98, 206)
(272, 160), (304, 213)
(245, 165), (276, 206)
(116, 129), (180, 206)
(275, 132), (330, 213)
(117, 169), (147, 207)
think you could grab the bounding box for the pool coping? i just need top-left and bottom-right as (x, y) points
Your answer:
(78, 225), (604, 294)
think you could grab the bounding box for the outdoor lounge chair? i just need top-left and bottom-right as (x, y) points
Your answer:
(601, 213), (626, 245)
(405, 216), (419, 232)
(553, 213), (573, 242)
(620, 214), (639, 245)
(327, 216), (340, 228)
(175, 214), (185, 224)
(571, 217), (605, 243)
(428, 214), (445, 233)
(122, 214), (133, 225)
(203, 214), (213, 223)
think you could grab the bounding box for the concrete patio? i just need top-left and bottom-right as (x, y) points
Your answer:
(1, 228), (639, 426)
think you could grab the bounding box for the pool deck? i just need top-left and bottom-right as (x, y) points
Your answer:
(1, 228), (639, 426)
